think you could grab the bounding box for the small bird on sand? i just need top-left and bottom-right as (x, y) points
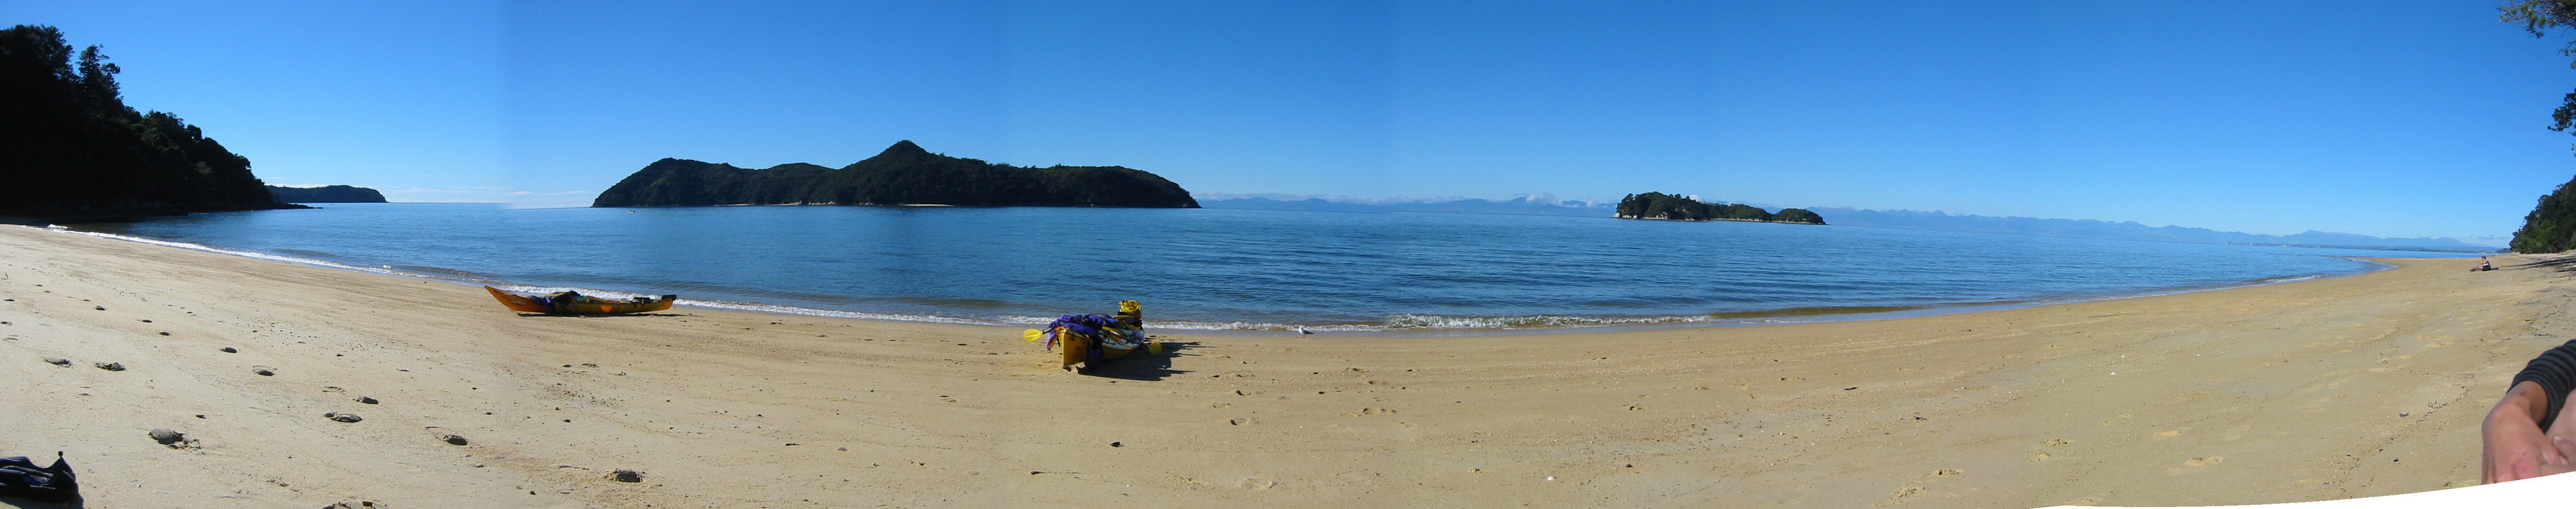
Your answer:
(1298, 327), (1314, 335)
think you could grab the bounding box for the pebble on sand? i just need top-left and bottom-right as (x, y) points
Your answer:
(443, 434), (468, 445)
(148, 428), (190, 446)
(93, 361), (124, 371)
(42, 357), (69, 366)
(355, 396), (378, 404)
(321, 500), (384, 508)
(324, 412), (362, 423)
(611, 469), (644, 482)
(220, 347), (237, 353)
(254, 368), (275, 376)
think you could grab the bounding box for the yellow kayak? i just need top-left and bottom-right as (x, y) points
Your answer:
(486, 286), (676, 315)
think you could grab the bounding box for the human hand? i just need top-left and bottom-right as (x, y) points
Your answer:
(2485, 382), (2569, 484)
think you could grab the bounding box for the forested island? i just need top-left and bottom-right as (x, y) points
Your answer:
(268, 185), (386, 203)
(0, 25), (299, 221)
(592, 141), (1199, 208)
(1615, 192), (1824, 225)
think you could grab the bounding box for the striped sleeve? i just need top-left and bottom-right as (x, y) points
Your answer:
(2514, 339), (2576, 431)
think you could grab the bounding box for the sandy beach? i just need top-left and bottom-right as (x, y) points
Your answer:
(0, 224), (2558, 508)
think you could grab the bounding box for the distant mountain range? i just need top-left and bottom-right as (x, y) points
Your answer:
(1199, 195), (1613, 216)
(268, 185), (385, 203)
(1197, 195), (2500, 253)
(1807, 207), (2500, 253)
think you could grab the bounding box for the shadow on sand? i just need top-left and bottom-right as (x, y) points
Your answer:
(2520, 256), (2576, 272)
(0, 494), (83, 509)
(1077, 341), (1203, 381)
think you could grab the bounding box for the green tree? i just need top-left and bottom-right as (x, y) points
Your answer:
(0, 25), (288, 219)
(2513, 175), (2576, 253)
(2501, 3), (2576, 252)
(2504, 1), (2576, 137)
(75, 44), (117, 109)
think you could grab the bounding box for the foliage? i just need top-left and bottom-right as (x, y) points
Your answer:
(2502, 1), (2576, 136)
(1613, 192), (1824, 225)
(592, 141), (1200, 208)
(2500, 3), (2576, 251)
(2512, 174), (2576, 253)
(0, 25), (290, 219)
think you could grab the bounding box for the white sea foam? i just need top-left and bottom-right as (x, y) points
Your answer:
(41, 227), (440, 280)
(675, 299), (992, 325)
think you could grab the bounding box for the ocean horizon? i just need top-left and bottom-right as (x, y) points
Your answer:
(55, 203), (2478, 334)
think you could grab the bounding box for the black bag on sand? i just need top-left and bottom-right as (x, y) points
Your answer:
(0, 451), (76, 500)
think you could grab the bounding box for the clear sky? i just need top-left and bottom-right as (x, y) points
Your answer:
(8, 1), (2573, 243)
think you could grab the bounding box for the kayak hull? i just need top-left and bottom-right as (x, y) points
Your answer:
(1051, 327), (1140, 371)
(485, 286), (676, 315)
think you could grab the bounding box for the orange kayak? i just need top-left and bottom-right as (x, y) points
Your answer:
(486, 286), (676, 315)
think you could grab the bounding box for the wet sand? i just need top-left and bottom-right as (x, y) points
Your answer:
(0, 225), (2555, 508)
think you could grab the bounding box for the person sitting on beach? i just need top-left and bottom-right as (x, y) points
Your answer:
(2485, 339), (2576, 482)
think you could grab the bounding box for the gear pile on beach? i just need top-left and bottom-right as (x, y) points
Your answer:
(0, 451), (77, 501)
(1026, 300), (1157, 372)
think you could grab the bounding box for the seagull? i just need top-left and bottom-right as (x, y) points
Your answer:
(1298, 326), (1314, 335)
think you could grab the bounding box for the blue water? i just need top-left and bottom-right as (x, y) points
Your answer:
(60, 203), (2479, 332)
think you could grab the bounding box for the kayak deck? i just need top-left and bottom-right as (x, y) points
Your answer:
(485, 286), (676, 315)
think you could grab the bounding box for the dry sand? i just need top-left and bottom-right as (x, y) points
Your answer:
(0, 224), (2564, 508)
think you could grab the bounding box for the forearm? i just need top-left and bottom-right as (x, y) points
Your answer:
(2498, 380), (2552, 426)
(2513, 340), (2576, 429)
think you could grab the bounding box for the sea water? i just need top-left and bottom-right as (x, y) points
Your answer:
(60, 203), (2479, 333)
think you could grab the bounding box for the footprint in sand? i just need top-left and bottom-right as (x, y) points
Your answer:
(1237, 478), (1275, 490)
(2165, 456), (2224, 475)
(1870, 484), (1927, 507)
(2041, 439), (2072, 446)
(2029, 451), (2052, 463)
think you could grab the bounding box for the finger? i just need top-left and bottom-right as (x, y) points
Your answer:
(2552, 435), (2576, 465)
(2544, 460), (2576, 477)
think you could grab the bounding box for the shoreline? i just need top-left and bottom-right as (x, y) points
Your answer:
(35, 225), (2409, 337)
(0, 223), (2557, 508)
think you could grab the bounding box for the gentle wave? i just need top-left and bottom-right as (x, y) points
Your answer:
(30, 223), (2377, 334)
(42, 226), (441, 280)
(40, 206), (2451, 335)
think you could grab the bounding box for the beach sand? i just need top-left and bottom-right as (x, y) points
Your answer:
(0, 224), (2560, 508)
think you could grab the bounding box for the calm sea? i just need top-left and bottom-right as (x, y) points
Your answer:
(58, 203), (2478, 333)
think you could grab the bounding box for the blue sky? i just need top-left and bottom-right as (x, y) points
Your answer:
(7, 1), (2573, 243)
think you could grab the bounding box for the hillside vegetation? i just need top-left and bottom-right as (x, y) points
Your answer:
(1614, 192), (1824, 225)
(593, 141), (1197, 209)
(0, 25), (294, 220)
(2512, 175), (2576, 253)
(268, 185), (386, 203)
